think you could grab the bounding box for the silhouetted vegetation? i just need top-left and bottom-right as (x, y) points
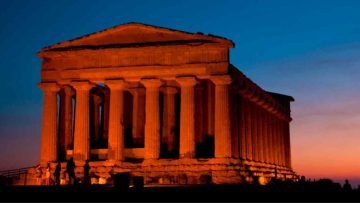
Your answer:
(1, 177), (359, 201)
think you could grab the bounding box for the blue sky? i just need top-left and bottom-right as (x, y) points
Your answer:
(0, 0), (359, 186)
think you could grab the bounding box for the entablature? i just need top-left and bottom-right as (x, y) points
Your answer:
(40, 43), (229, 71)
(229, 65), (293, 122)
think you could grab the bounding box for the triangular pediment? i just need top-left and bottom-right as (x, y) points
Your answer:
(40, 22), (234, 53)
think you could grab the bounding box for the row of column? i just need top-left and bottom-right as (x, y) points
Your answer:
(39, 75), (233, 164)
(236, 95), (291, 168)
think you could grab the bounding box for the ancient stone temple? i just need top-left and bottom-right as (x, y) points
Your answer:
(32, 23), (298, 185)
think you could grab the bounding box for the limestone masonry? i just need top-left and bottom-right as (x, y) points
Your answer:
(26, 23), (298, 185)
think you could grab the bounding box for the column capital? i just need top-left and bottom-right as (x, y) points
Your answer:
(105, 79), (127, 90)
(38, 82), (60, 92)
(162, 86), (178, 94)
(176, 76), (197, 87)
(141, 78), (162, 88)
(210, 75), (232, 86)
(71, 81), (94, 91)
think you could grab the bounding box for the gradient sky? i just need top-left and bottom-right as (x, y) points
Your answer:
(0, 0), (359, 186)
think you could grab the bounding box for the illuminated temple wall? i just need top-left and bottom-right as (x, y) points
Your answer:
(23, 23), (298, 186)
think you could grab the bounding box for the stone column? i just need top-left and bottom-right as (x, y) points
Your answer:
(285, 121), (291, 168)
(162, 86), (178, 153)
(278, 119), (283, 166)
(141, 79), (162, 159)
(39, 82), (60, 164)
(275, 118), (280, 166)
(177, 77), (197, 159)
(256, 107), (264, 162)
(106, 79), (126, 163)
(274, 117), (279, 165)
(59, 86), (74, 159)
(211, 75), (232, 158)
(260, 109), (268, 163)
(283, 121), (288, 167)
(206, 80), (214, 137)
(245, 100), (253, 160)
(239, 96), (247, 159)
(71, 81), (94, 163)
(272, 117), (279, 165)
(131, 88), (145, 146)
(267, 113), (274, 164)
(279, 119), (284, 166)
(251, 103), (258, 161)
(263, 111), (269, 163)
(275, 117), (281, 165)
(230, 90), (240, 158)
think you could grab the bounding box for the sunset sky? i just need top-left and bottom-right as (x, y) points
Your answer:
(0, 0), (359, 186)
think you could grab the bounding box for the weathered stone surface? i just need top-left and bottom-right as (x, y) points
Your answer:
(34, 23), (298, 187)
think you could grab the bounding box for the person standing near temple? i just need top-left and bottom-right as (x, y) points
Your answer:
(54, 162), (61, 186)
(66, 158), (76, 185)
(83, 160), (90, 185)
(343, 179), (352, 192)
(35, 165), (42, 185)
(45, 163), (51, 185)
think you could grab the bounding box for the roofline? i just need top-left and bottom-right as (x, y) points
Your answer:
(266, 91), (295, 102)
(38, 22), (235, 55)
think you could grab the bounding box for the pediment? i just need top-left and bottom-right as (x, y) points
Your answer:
(39, 22), (234, 55)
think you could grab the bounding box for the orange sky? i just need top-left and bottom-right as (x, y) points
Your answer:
(247, 43), (360, 186)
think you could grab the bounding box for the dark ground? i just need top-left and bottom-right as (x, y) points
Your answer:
(1, 181), (360, 202)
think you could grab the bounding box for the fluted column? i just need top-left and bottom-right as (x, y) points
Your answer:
(131, 87), (145, 146)
(275, 117), (281, 165)
(39, 82), (60, 164)
(279, 119), (285, 166)
(177, 77), (197, 158)
(251, 103), (259, 161)
(141, 79), (162, 159)
(261, 110), (270, 163)
(285, 121), (291, 168)
(206, 80), (214, 137)
(231, 91), (240, 158)
(59, 86), (74, 159)
(162, 87), (178, 153)
(263, 111), (269, 163)
(271, 117), (275, 165)
(273, 116), (278, 165)
(211, 75), (232, 158)
(245, 100), (253, 160)
(278, 119), (283, 166)
(106, 79), (126, 163)
(283, 121), (288, 167)
(267, 113), (274, 164)
(239, 96), (247, 159)
(283, 121), (287, 167)
(72, 81), (94, 163)
(256, 107), (264, 162)
(271, 116), (277, 165)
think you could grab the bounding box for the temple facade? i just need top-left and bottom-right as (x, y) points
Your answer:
(32, 23), (297, 185)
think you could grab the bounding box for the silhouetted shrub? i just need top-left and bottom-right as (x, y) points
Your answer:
(112, 172), (130, 189)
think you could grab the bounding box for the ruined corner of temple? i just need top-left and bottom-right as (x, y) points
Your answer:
(18, 22), (299, 186)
